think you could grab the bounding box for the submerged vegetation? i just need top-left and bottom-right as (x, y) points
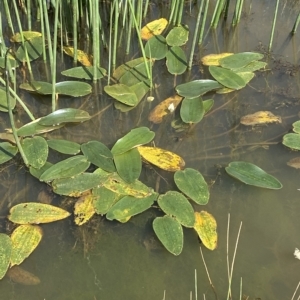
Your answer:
(0, 0), (300, 297)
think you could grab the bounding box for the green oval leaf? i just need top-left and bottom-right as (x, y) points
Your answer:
(157, 191), (195, 227)
(0, 142), (18, 164)
(104, 84), (138, 106)
(52, 172), (103, 196)
(8, 203), (71, 224)
(19, 81), (52, 94)
(166, 25), (189, 46)
(15, 36), (43, 62)
(283, 133), (300, 150)
(180, 97), (205, 123)
(153, 216), (183, 256)
(10, 225), (43, 266)
(203, 99), (214, 114)
(219, 52), (264, 69)
(38, 108), (91, 126)
(61, 66), (106, 80)
(55, 81), (92, 97)
(30, 162), (53, 179)
(293, 121), (300, 134)
(174, 168), (210, 205)
(166, 46), (187, 75)
(114, 148), (142, 183)
(40, 155), (90, 182)
(22, 136), (48, 169)
(225, 161), (282, 189)
(232, 61), (267, 73)
(106, 193), (157, 221)
(145, 35), (168, 60)
(113, 57), (145, 80)
(111, 127), (155, 155)
(0, 88), (16, 112)
(0, 234), (12, 279)
(176, 80), (222, 98)
(119, 61), (152, 86)
(81, 141), (116, 172)
(47, 139), (81, 155)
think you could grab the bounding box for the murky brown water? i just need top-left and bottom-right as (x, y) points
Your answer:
(0, 0), (300, 299)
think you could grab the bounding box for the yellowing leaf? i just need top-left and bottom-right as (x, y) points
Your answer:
(240, 111), (282, 126)
(74, 191), (95, 225)
(141, 18), (168, 40)
(63, 46), (93, 66)
(137, 146), (185, 172)
(148, 95), (183, 123)
(11, 31), (42, 42)
(10, 225), (43, 266)
(194, 211), (217, 250)
(201, 53), (233, 66)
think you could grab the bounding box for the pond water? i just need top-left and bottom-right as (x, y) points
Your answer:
(0, 0), (300, 299)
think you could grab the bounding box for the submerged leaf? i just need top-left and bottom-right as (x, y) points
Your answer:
(240, 111), (282, 126)
(225, 161), (282, 189)
(194, 211), (217, 250)
(7, 266), (40, 285)
(8, 203), (71, 224)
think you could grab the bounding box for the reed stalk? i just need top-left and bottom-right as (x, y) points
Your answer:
(92, 0), (100, 81)
(4, 0), (15, 35)
(27, 0), (32, 31)
(199, 0), (209, 44)
(5, 50), (29, 167)
(211, 0), (225, 28)
(292, 12), (300, 34)
(112, 0), (119, 70)
(224, 0), (230, 21)
(125, 1), (133, 54)
(177, 0), (184, 26)
(42, 0), (53, 65)
(188, 0), (204, 69)
(269, 0), (280, 51)
(72, 0), (78, 63)
(172, 0), (180, 25)
(143, 0), (149, 19)
(232, 0), (244, 26)
(107, 0), (115, 85)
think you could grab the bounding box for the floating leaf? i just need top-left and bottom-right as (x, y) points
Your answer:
(0, 234), (12, 280)
(15, 36), (43, 62)
(17, 118), (64, 136)
(145, 35), (168, 60)
(114, 148), (142, 183)
(81, 141), (115, 172)
(104, 84), (138, 106)
(55, 81), (92, 97)
(22, 136), (48, 169)
(62, 46), (93, 66)
(119, 61), (152, 86)
(219, 52), (264, 69)
(137, 146), (185, 171)
(10, 225), (43, 266)
(0, 88), (16, 112)
(106, 193), (157, 222)
(180, 96), (204, 124)
(225, 161), (282, 189)
(293, 121), (300, 134)
(240, 111), (282, 126)
(201, 53), (233, 66)
(8, 203), (71, 224)
(148, 95), (183, 123)
(174, 168), (209, 205)
(29, 162), (52, 179)
(232, 61), (267, 73)
(0, 142), (18, 164)
(40, 155), (90, 182)
(47, 139), (81, 155)
(153, 216), (183, 256)
(166, 46), (187, 75)
(157, 191), (195, 227)
(141, 18), (168, 40)
(203, 99), (214, 114)
(111, 127), (155, 155)
(11, 31), (42, 42)
(283, 133), (300, 151)
(0, 57), (19, 70)
(113, 57), (145, 80)
(166, 25), (189, 46)
(61, 66), (106, 80)
(52, 172), (103, 197)
(209, 66), (246, 90)
(92, 186), (122, 215)
(19, 81), (52, 94)
(176, 80), (222, 98)
(7, 266), (40, 285)
(38, 108), (91, 126)
(194, 211), (217, 250)
(74, 192), (95, 225)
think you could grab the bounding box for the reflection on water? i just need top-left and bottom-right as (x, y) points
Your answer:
(1, 0), (300, 299)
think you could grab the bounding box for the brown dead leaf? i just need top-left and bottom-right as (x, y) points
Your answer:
(240, 111), (282, 126)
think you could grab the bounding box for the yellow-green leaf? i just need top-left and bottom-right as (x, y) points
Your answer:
(8, 203), (71, 224)
(63, 46), (93, 66)
(194, 211), (217, 250)
(137, 146), (185, 172)
(11, 31), (42, 42)
(201, 53), (233, 66)
(10, 225), (43, 266)
(141, 18), (168, 40)
(0, 234), (12, 280)
(240, 111), (282, 126)
(74, 192), (95, 225)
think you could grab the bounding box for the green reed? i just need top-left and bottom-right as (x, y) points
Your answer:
(93, 0), (100, 81)
(4, 0), (15, 35)
(292, 12), (300, 34)
(27, 0), (32, 31)
(211, 0), (225, 28)
(72, 0), (78, 62)
(269, 0), (280, 51)
(42, 0), (53, 65)
(232, 0), (244, 26)
(199, 0), (209, 44)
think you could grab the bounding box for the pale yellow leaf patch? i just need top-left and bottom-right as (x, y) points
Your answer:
(74, 191), (96, 225)
(194, 211), (217, 250)
(148, 95), (183, 123)
(240, 111), (282, 126)
(201, 53), (233, 66)
(11, 31), (42, 42)
(63, 46), (93, 66)
(141, 18), (168, 40)
(137, 146), (185, 172)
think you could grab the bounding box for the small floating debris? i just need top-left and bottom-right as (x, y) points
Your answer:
(294, 248), (300, 260)
(287, 157), (300, 169)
